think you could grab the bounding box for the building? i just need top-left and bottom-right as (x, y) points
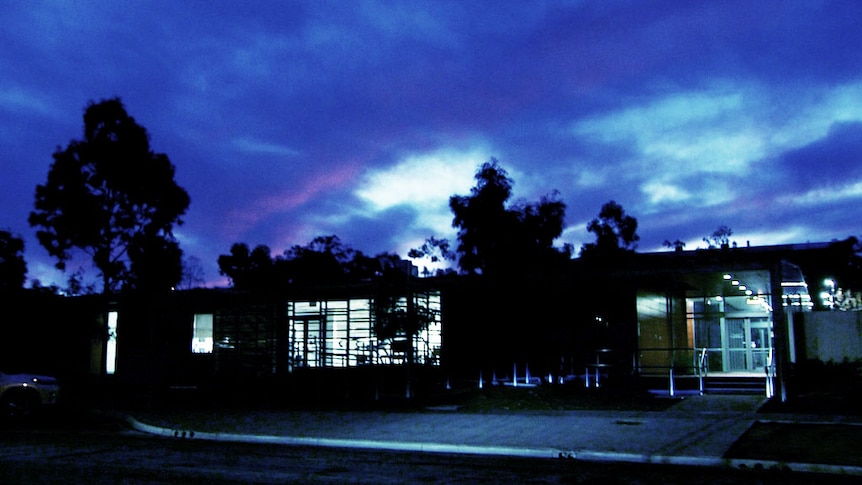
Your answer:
(622, 240), (858, 399)
(7, 240), (859, 406)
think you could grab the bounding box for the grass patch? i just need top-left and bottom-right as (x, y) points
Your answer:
(759, 392), (862, 416)
(726, 421), (862, 467)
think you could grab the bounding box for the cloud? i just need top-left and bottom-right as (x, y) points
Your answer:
(641, 181), (691, 205)
(355, 147), (489, 229)
(221, 163), (361, 241)
(0, 86), (58, 118)
(232, 137), (301, 157)
(783, 180), (862, 208)
(572, 89), (763, 174)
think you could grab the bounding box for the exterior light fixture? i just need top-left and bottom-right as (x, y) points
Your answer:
(723, 274), (732, 280)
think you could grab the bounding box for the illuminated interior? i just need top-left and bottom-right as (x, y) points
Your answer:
(637, 266), (812, 375)
(197, 291), (443, 374)
(106, 311), (118, 375)
(287, 291), (442, 369)
(192, 313), (214, 353)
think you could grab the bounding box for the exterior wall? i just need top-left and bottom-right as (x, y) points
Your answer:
(636, 290), (700, 374)
(213, 302), (281, 378)
(801, 311), (862, 363)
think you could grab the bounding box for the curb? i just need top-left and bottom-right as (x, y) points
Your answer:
(125, 416), (862, 477)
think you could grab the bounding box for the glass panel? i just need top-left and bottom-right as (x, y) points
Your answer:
(306, 319), (320, 367)
(327, 307), (349, 367)
(349, 299), (372, 365)
(694, 317), (722, 348)
(106, 311), (118, 375)
(192, 313), (214, 353)
(726, 318), (747, 371)
(749, 318), (772, 371)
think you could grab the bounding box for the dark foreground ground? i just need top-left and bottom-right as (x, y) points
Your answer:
(726, 421), (862, 467)
(1, 428), (858, 485)
(4, 384), (862, 483)
(125, 386), (862, 471)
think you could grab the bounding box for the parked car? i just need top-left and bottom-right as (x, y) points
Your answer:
(0, 371), (60, 418)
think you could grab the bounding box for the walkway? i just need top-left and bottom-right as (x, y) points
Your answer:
(126, 394), (862, 476)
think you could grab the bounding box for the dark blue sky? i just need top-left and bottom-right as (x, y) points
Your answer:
(3, 1), (862, 287)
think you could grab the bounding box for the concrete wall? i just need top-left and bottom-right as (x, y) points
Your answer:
(801, 311), (862, 363)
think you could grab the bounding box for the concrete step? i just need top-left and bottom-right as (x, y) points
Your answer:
(704, 376), (767, 395)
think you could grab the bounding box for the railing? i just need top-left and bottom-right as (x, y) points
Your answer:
(765, 347), (776, 398)
(636, 347), (709, 397)
(584, 348), (616, 388)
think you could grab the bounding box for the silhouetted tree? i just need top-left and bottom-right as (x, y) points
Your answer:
(372, 266), (433, 399)
(408, 236), (456, 263)
(29, 98), (190, 294)
(218, 235), (390, 290)
(281, 235), (354, 285)
(127, 233), (183, 292)
(703, 225), (734, 249)
(408, 236), (457, 276)
(217, 243), (276, 290)
(449, 159), (569, 276)
(663, 239), (686, 252)
(0, 230), (27, 292)
(448, 159), (571, 375)
(66, 268), (96, 296)
(178, 255), (206, 290)
(581, 200), (639, 257)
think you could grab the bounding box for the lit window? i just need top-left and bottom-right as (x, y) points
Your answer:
(106, 311), (118, 375)
(192, 314), (214, 353)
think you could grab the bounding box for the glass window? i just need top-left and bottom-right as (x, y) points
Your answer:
(192, 313), (214, 353)
(106, 311), (118, 374)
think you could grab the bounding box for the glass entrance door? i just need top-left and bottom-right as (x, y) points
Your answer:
(725, 317), (772, 372)
(726, 318), (746, 371)
(749, 317), (772, 371)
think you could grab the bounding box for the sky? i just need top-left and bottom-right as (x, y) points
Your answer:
(3, 1), (862, 288)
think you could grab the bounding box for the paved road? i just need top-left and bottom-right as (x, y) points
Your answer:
(0, 429), (855, 484)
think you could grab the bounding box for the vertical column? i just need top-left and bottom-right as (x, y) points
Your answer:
(770, 261), (788, 403)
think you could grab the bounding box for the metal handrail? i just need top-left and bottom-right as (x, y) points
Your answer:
(636, 347), (709, 396)
(698, 347), (709, 376)
(635, 348), (707, 374)
(765, 347), (776, 398)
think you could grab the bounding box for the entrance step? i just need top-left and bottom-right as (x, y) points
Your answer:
(703, 376), (767, 395)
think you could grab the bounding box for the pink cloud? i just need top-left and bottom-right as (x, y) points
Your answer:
(220, 162), (362, 242)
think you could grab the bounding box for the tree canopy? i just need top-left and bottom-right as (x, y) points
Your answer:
(217, 243), (277, 290)
(0, 230), (27, 292)
(580, 200), (639, 258)
(218, 235), (395, 290)
(29, 98), (190, 294)
(449, 159), (569, 276)
(704, 225), (734, 248)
